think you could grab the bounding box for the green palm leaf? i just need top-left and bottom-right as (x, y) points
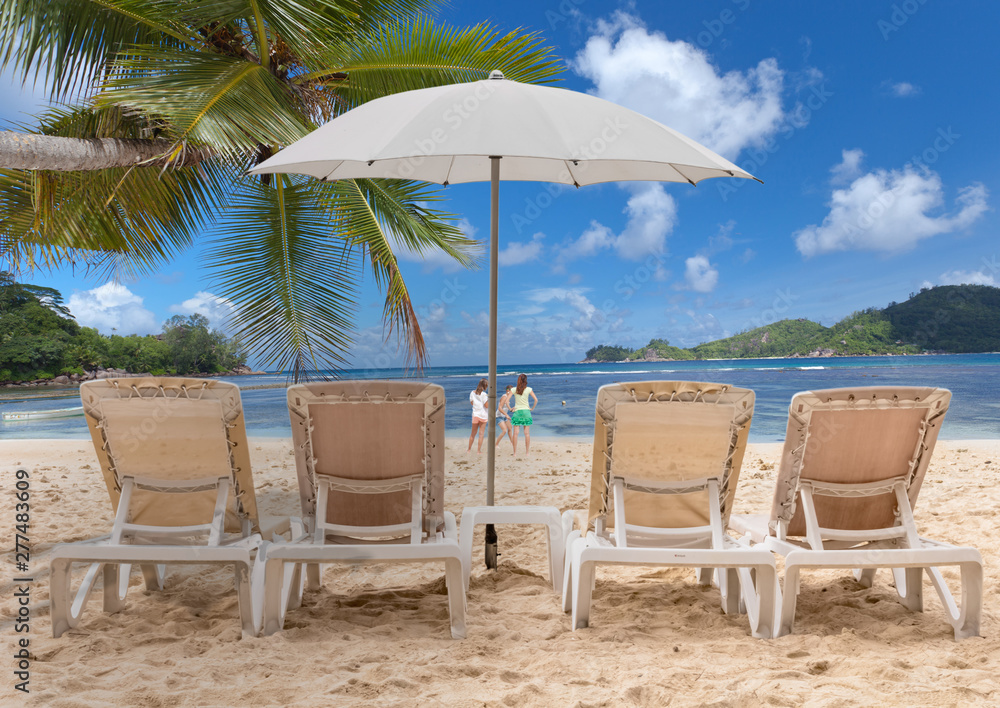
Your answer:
(0, 0), (205, 99)
(302, 19), (563, 108)
(0, 105), (228, 279)
(98, 47), (311, 155)
(204, 176), (357, 379)
(321, 177), (479, 369)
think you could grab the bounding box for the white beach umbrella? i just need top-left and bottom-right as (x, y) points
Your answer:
(250, 70), (759, 567)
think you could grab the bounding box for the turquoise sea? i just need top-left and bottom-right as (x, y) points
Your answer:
(1, 353), (998, 442)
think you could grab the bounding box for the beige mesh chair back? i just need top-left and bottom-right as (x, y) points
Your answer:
(287, 380), (445, 540)
(770, 386), (949, 542)
(730, 386), (982, 640)
(588, 380), (754, 540)
(259, 381), (466, 639)
(564, 381), (777, 638)
(51, 378), (266, 639)
(81, 377), (259, 534)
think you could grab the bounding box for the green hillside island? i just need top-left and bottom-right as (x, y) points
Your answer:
(582, 285), (1000, 362)
(0, 274), (248, 384)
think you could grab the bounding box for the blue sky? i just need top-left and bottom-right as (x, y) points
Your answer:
(3, 1), (998, 368)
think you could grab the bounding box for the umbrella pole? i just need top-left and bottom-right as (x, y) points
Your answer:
(485, 156), (500, 570)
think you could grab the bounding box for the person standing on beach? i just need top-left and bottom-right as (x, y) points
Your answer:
(510, 373), (538, 456)
(495, 384), (515, 452)
(468, 378), (490, 453)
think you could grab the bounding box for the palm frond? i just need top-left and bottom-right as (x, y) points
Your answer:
(320, 178), (479, 369)
(0, 0), (205, 100)
(204, 176), (357, 380)
(97, 46), (312, 156)
(301, 19), (564, 108)
(0, 162), (228, 279)
(0, 104), (228, 279)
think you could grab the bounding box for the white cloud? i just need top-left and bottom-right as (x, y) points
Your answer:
(684, 255), (719, 293)
(574, 13), (789, 160)
(684, 310), (725, 342)
(616, 184), (678, 259)
(168, 291), (237, 333)
(526, 287), (607, 333)
(68, 283), (158, 335)
(923, 270), (997, 288)
(830, 148), (865, 185)
(794, 160), (989, 256)
(498, 232), (545, 267)
(887, 81), (921, 98)
(558, 221), (615, 263)
(558, 184), (676, 264)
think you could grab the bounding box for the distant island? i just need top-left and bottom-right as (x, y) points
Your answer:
(0, 273), (255, 387)
(581, 285), (1000, 362)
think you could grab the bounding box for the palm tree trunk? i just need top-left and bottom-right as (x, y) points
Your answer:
(0, 131), (213, 170)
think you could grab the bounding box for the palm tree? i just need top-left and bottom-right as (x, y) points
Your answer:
(0, 0), (561, 378)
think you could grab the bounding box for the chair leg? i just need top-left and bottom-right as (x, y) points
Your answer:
(305, 563), (322, 591)
(443, 556), (467, 639)
(233, 558), (257, 638)
(777, 564), (801, 637)
(140, 564), (165, 591)
(925, 563), (983, 640)
(50, 559), (78, 638)
(719, 567), (741, 615)
(696, 567), (714, 586)
(102, 564), (128, 613)
(562, 530), (580, 613)
(571, 543), (595, 630)
(738, 565), (777, 639)
(893, 567), (924, 612)
(854, 567), (877, 587)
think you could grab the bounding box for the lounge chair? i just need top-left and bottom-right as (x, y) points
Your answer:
(563, 381), (777, 638)
(259, 381), (466, 638)
(729, 386), (982, 640)
(51, 377), (284, 638)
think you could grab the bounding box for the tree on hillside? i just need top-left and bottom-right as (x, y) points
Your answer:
(0, 0), (561, 379)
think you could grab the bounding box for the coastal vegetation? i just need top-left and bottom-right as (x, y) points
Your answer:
(584, 285), (1000, 361)
(0, 0), (561, 379)
(0, 274), (245, 383)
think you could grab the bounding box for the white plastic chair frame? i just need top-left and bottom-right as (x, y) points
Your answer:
(563, 382), (777, 638)
(50, 378), (264, 639)
(733, 387), (982, 640)
(260, 382), (466, 639)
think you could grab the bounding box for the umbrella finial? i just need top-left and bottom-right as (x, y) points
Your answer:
(488, 70), (506, 80)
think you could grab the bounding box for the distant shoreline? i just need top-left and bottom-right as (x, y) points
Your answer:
(577, 351), (965, 364)
(0, 366), (267, 391)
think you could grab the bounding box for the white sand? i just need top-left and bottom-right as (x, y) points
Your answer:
(3, 437), (998, 706)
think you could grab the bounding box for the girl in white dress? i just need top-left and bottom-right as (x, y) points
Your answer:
(467, 378), (490, 453)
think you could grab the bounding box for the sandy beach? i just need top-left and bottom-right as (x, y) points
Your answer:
(3, 436), (998, 706)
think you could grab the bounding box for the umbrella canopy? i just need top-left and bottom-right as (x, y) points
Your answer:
(250, 71), (759, 568)
(251, 71), (756, 187)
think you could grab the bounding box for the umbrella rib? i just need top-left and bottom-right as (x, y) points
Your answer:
(671, 164), (698, 186)
(564, 160), (581, 188)
(443, 156), (456, 186)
